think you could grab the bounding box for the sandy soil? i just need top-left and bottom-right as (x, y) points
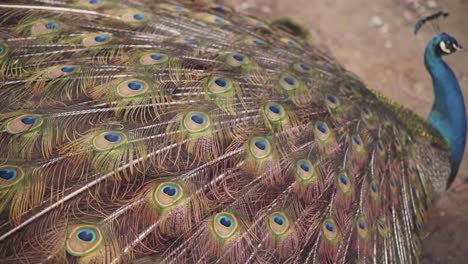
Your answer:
(224, 0), (468, 262)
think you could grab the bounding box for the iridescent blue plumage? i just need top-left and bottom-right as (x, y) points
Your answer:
(425, 33), (466, 186)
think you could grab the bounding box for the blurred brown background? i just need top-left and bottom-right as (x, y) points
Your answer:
(224, 0), (468, 262)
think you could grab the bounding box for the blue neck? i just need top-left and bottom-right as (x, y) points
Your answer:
(425, 42), (467, 186)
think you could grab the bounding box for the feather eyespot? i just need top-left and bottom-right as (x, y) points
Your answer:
(207, 77), (233, 94)
(321, 218), (340, 244)
(5, 114), (43, 134)
(153, 182), (184, 208)
(280, 38), (302, 49)
(263, 102), (286, 122)
(93, 131), (127, 151)
(376, 218), (390, 238)
(194, 13), (231, 25)
(337, 172), (353, 195)
(0, 166), (24, 190)
(139, 52), (168, 65)
(243, 37), (267, 47)
(46, 65), (79, 78)
(81, 0), (103, 6)
(268, 212), (290, 236)
(116, 79), (149, 97)
(278, 75), (300, 91)
(377, 140), (386, 155)
(352, 135), (361, 145)
(314, 121), (333, 142)
(213, 212), (238, 239)
(157, 4), (188, 12)
(0, 43), (7, 58)
(210, 4), (232, 13)
(182, 112), (211, 133)
(355, 216), (370, 240)
(174, 36), (196, 45)
(225, 53), (251, 68)
(293, 63), (312, 73)
(66, 225), (103, 257)
(82, 33), (111, 47)
(31, 21), (61, 36)
(121, 11), (147, 23)
(295, 159), (317, 182)
(325, 95), (340, 109)
(248, 137), (272, 159)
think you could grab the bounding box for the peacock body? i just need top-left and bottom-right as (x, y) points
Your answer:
(0, 1), (464, 263)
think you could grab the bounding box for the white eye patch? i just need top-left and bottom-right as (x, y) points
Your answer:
(440, 41), (452, 54)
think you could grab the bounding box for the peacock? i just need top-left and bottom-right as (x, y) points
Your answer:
(0, 0), (465, 263)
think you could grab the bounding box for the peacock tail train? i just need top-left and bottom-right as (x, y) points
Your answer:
(0, 0), (454, 263)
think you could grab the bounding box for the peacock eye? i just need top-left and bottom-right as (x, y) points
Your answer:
(183, 111), (211, 133)
(82, 33), (112, 47)
(66, 225), (103, 257)
(0, 166), (24, 190)
(225, 53), (251, 67)
(6, 114), (43, 134)
(268, 212), (290, 236)
(153, 182), (184, 208)
(278, 74), (300, 91)
(248, 137), (272, 159)
(321, 218), (340, 244)
(263, 102), (286, 123)
(213, 212), (238, 239)
(206, 76), (233, 94)
(116, 79), (149, 97)
(31, 21), (61, 35)
(93, 131), (127, 151)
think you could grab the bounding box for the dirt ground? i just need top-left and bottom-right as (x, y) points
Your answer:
(224, 0), (468, 262)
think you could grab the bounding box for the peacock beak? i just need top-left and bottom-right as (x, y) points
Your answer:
(453, 43), (463, 51)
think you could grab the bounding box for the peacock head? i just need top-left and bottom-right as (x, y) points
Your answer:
(433, 33), (463, 56)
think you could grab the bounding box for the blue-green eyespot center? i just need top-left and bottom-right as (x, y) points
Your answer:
(190, 114), (206, 125)
(0, 168), (17, 181)
(218, 215), (233, 227)
(325, 222), (335, 232)
(327, 95), (337, 104)
(339, 174), (348, 185)
(358, 221), (366, 230)
(254, 139), (267, 151)
(273, 215), (285, 226)
(150, 53), (165, 61)
(0, 45), (4, 54)
(284, 76), (296, 86)
(233, 54), (245, 62)
(269, 104), (281, 114)
(76, 228), (97, 243)
(94, 35), (108, 42)
(353, 135), (361, 145)
(162, 184), (178, 197)
(288, 40), (297, 47)
(215, 78), (228, 88)
(61, 66), (76, 73)
(300, 161), (310, 172)
(89, 0), (101, 4)
(45, 21), (58, 30)
(214, 17), (225, 24)
(316, 123), (328, 134)
(128, 81), (144, 91)
(133, 13), (145, 20)
(21, 116), (39, 125)
(104, 132), (122, 143)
